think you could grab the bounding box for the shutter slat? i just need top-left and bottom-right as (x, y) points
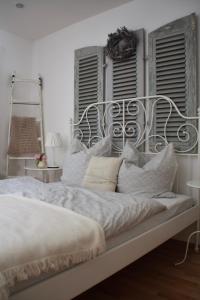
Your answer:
(79, 69), (98, 76)
(113, 69), (136, 77)
(157, 68), (185, 76)
(79, 94), (98, 100)
(113, 55), (136, 65)
(79, 90), (97, 97)
(79, 75), (98, 82)
(113, 81), (137, 89)
(155, 74), (185, 81)
(156, 54), (185, 64)
(79, 80), (97, 87)
(113, 63), (136, 72)
(156, 34), (184, 45)
(157, 78), (185, 85)
(113, 76), (137, 83)
(79, 60), (97, 67)
(156, 62), (185, 71)
(79, 55), (97, 64)
(113, 85), (137, 93)
(113, 94), (137, 101)
(113, 74), (137, 81)
(156, 87), (185, 93)
(156, 48), (185, 59)
(156, 43), (185, 54)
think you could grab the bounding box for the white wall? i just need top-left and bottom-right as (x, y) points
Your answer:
(32, 0), (200, 153)
(0, 30), (33, 177)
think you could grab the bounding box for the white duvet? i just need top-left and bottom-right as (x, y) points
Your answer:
(0, 177), (166, 299)
(0, 195), (106, 299)
(0, 177), (167, 239)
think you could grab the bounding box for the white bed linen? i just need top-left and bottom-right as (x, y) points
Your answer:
(10, 193), (194, 296)
(0, 177), (167, 297)
(0, 177), (166, 239)
(107, 194), (194, 249)
(0, 195), (105, 300)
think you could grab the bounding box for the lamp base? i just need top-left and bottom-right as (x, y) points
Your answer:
(47, 166), (59, 168)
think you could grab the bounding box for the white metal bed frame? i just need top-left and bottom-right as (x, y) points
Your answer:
(11, 95), (200, 300)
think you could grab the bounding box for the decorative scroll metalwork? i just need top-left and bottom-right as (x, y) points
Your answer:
(71, 95), (200, 154)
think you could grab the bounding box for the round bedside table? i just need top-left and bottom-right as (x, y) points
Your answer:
(24, 167), (62, 183)
(175, 180), (200, 265)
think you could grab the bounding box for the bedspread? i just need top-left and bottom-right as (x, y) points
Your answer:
(0, 194), (105, 299)
(0, 177), (166, 239)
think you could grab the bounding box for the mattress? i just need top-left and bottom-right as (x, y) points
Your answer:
(11, 193), (194, 296)
(107, 193), (194, 249)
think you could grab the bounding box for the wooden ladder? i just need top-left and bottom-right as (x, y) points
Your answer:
(6, 72), (45, 178)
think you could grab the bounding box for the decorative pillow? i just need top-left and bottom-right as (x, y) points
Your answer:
(70, 138), (87, 154)
(82, 156), (122, 192)
(118, 142), (178, 196)
(120, 140), (142, 166)
(61, 136), (112, 186)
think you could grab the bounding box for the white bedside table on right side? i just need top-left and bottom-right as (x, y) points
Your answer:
(175, 180), (200, 265)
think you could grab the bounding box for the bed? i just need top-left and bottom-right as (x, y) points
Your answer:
(0, 95), (199, 300)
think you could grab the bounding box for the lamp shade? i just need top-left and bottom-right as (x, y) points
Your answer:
(45, 132), (62, 147)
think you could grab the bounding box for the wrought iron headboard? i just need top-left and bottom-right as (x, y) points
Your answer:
(70, 95), (200, 155)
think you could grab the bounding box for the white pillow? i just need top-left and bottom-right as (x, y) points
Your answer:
(61, 136), (112, 186)
(120, 140), (142, 166)
(70, 138), (87, 154)
(82, 156), (122, 192)
(118, 142), (178, 196)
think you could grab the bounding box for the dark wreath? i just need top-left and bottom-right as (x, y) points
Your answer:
(105, 27), (137, 62)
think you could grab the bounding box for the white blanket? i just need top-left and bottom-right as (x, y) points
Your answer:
(0, 195), (106, 299)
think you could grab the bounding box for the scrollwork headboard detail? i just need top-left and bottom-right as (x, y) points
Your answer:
(71, 95), (200, 154)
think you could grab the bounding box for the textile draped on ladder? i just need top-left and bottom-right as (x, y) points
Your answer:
(8, 116), (41, 156)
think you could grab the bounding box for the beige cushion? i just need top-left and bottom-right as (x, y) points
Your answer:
(82, 156), (122, 192)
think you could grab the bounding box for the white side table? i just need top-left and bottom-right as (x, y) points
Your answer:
(175, 180), (200, 265)
(24, 167), (62, 183)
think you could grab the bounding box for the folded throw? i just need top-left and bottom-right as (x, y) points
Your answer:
(0, 195), (106, 299)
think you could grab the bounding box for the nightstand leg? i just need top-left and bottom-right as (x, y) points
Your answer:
(24, 160), (27, 176)
(43, 171), (48, 183)
(175, 230), (200, 266)
(195, 219), (200, 252)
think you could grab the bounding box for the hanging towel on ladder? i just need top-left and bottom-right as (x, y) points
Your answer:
(8, 116), (41, 156)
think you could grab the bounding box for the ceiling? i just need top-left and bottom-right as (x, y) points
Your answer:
(0, 0), (133, 40)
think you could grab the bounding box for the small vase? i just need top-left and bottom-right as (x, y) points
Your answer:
(37, 161), (47, 169)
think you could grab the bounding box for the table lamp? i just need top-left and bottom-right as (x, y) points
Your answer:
(45, 132), (62, 167)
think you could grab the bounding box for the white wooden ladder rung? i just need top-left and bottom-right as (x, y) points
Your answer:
(14, 78), (39, 84)
(8, 156), (35, 160)
(12, 101), (41, 106)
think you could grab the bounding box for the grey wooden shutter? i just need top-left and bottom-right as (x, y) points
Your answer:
(74, 46), (104, 146)
(105, 29), (145, 150)
(149, 14), (198, 152)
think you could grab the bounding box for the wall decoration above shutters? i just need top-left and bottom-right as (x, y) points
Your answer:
(105, 29), (145, 150)
(149, 13), (198, 152)
(74, 46), (104, 146)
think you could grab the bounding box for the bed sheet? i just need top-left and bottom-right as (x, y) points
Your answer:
(107, 194), (194, 249)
